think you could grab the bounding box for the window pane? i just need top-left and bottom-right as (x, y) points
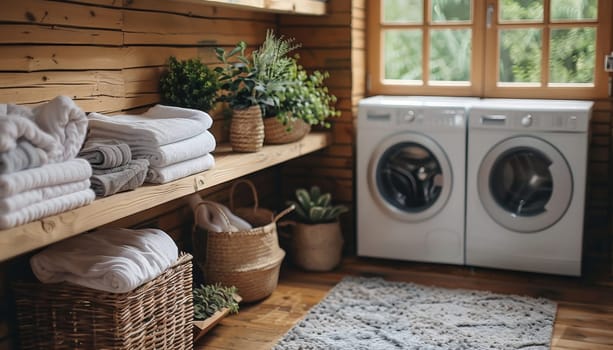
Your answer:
(551, 0), (597, 21)
(383, 0), (423, 24)
(500, 0), (544, 22)
(499, 29), (542, 83)
(430, 29), (471, 81)
(384, 30), (423, 80)
(549, 27), (595, 83)
(431, 0), (471, 23)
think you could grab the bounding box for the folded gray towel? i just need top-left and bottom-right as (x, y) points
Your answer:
(0, 140), (49, 174)
(79, 139), (131, 170)
(90, 159), (149, 197)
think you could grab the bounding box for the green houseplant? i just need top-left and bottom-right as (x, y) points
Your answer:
(214, 31), (297, 152)
(283, 186), (348, 271)
(159, 56), (220, 112)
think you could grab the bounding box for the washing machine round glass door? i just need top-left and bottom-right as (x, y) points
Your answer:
(369, 133), (452, 222)
(477, 136), (572, 233)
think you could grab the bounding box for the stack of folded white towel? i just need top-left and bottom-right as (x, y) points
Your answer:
(30, 227), (179, 293)
(78, 139), (149, 197)
(0, 96), (95, 229)
(87, 105), (216, 184)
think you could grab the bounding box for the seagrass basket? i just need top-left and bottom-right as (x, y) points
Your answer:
(13, 253), (193, 350)
(230, 105), (264, 152)
(263, 116), (311, 144)
(192, 202), (294, 302)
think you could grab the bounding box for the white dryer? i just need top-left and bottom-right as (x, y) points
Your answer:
(357, 96), (475, 265)
(465, 99), (593, 276)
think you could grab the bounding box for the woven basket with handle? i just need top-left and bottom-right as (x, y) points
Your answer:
(263, 116), (311, 144)
(230, 105), (264, 153)
(192, 201), (294, 303)
(230, 179), (274, 227)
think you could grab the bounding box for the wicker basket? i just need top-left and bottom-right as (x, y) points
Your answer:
(192, 202), (294, 302)
(230, 105), (264, 153)
(263, 116), (311, 144)
(13, 253), (194, 350)
(230, 179), (274, 227)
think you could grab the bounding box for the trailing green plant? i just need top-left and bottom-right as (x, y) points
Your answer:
(193, 283), (239, 320)
(159, 56), (220, 111)
(286, 186), (348, 224)
(275, 58), (341, 130)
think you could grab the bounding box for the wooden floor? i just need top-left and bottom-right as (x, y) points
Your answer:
(195, 257), (613, 350)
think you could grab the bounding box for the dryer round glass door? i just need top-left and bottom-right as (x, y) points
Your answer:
(477, 136), (573, 233)
(368, 133), (452, 222)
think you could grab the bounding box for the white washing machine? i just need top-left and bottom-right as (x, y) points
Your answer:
(465, 99), (593, 276)
(357, 96), (476, 265)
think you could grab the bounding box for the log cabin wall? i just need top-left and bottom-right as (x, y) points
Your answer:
(0, 1), (280, 348)
(279, 0), (365, 254)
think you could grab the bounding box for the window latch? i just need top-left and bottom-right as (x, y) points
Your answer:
(486, 4), (494, 28)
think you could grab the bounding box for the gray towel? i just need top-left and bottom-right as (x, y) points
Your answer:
(90, 159), (149, 197)
(0, 140), (48, 174)
(79, 139), (131, 170)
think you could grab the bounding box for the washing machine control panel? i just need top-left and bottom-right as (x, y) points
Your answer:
(395, 108), (465, 128)
(471, 110), (589, 132)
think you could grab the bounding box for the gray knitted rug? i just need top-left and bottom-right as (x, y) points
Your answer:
(274, 276), (557, 350)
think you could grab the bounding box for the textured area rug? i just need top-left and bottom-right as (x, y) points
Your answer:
(274, 276), (556, 350)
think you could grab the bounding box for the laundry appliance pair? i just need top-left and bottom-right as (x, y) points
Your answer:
(357, 96), (593, 276)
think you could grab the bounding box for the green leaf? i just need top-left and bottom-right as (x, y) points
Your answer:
(295, 189), (312, 212)
(309, 207), (326, 222)
(309, 186), (321, 201)
(315, 193), (331, 207)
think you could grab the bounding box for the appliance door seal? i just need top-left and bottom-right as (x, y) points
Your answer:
(477, 135), (573, 233)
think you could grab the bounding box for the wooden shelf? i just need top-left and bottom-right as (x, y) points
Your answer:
(0, 132), (332, 262)
(173, 0), (327, 15)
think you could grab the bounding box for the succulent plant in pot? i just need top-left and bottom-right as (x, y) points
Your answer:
(283, 186), (349, 271)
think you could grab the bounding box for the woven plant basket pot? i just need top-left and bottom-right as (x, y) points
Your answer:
(13, 253), (193, 350)
(263, 117), (311, 144)
(230, 105), (264, 153)
(230, 179), (274, 227)
(192, 202), (294, 303)
(283, 220), (344, 272)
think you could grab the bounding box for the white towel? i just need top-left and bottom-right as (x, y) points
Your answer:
(30, 228), (179, 293)
(187, 195), (252, 232)
(146, 153), (215, 184)
(131, 130), (216, 167)
(2, 96), (88, 162)
(0, 158), (92, 197)
(0, 188), (95, 229)
(0, 179), (90, 213)
(87, 105), (213, 147)
(30, 96), (88, 161)
(0, 114), (61, 161)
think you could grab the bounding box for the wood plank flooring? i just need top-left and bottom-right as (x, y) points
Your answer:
(195, 257), (613, 350)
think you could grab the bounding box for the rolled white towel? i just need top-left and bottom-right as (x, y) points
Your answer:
(187, 195), (252, 232)
(30, 228), (178, 293)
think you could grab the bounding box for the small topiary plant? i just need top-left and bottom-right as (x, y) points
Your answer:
(286, 186), (348, 224)
(193, 283), (239, 320)
(159, 56), (220, 112)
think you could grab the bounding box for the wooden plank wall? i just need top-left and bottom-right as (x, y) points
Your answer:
(279, 0), (366, 254)
(0, 1), (278, 348)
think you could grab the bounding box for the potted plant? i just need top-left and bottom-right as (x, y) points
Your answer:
(159, 56), (220, 112)
(265, 58), (341, 144)
(192, 283), (240, 342)
(284, 186), (349, 271)
(214, 30), (296, 152)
